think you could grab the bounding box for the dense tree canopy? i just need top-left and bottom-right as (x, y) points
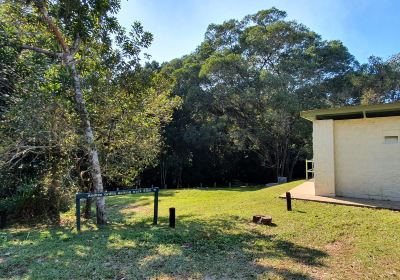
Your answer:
(1, 5), (399, 224)
(142, 8), (400, 187)
(0, 1), (179, 223)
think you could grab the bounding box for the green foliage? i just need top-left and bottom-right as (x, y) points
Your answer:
(92, 70), (181, 186)
(153, 8), (359, 185)
(1, 2), (399, 222)
(149, 8), (400, 187)
(352, 55), (400, 104)
(0, 0), (180, 222)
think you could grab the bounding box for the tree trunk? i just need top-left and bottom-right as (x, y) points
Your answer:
(48, 165), (61, 225)
(160, 160), (167, 188)
(84, 198), (92, 219)
(69, 59), (107, 225)
(28, 3), (107, 226)
(288, 150), (301, 181)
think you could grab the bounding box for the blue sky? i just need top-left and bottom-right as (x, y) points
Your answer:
(117, 0), (400, 64)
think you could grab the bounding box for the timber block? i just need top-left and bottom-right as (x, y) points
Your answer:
(252, 215), (272, 225)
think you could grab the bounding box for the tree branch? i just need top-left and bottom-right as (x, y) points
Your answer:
(36, 1), (70, 53)
(71, 34), (81, 55)
(20, 44), (63, 58)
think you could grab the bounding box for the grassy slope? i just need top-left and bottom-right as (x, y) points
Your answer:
(1, 181), (400, 279)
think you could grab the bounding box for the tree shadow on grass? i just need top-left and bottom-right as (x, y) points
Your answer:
(77, 190), (177, 226)
(1, 214), (328, 279)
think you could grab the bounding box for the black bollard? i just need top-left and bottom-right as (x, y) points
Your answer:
(169, 207), (176, 228)
(0, 211), (6, 228)
(153, 189), (159, 225)
(286, 192), (292, 211)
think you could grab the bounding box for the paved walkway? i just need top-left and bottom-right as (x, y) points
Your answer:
(281, 181), (400, 211)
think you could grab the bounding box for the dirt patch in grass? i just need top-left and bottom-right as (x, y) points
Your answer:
(323, 238), (368, 279)
(254, 239), (358, 279)
(119, 204), (151, 214)
(325, 240), (346, 255)
(325, 236), (355, 256)
(375, 259), (400, 279)
(109, 202), (151, 214)
(255, 257), (328, 279)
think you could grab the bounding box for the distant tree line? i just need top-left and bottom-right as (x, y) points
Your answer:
(141, 8), (400, 187)
(0, 3), (399, 224)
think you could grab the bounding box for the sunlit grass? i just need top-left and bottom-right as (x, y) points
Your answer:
(1, 181), (399, 279)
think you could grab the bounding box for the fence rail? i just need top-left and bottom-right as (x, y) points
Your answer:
(75, 187), (159, 231)
(305, 159), (314, 180)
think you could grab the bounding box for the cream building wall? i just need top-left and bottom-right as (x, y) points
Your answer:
(313, 119), (335, 196)
(313, 116), (400, 201)
(334, 116), (400, 201)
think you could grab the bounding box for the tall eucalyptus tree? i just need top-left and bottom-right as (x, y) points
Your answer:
(0, 0), (152, 224)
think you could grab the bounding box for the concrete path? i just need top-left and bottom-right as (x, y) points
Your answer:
(281, 181), (400, 211)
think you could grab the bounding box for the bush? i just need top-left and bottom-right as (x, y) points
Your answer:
(0, 171), (74, 225)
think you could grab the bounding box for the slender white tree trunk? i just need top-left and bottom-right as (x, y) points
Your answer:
(18, 1), (108, 226)
(69, 58), (107, 225)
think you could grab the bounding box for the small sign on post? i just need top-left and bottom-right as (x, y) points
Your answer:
(278, 177), (287, 184)
(75, 187), (159, 232)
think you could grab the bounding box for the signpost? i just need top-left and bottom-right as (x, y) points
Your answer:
(75, 187), (159, 231)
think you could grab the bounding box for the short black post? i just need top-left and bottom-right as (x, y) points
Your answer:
(153, 189), (159, 225)
(76, 196), (81, 231)
(0, 211), (6, 229)
(169, 207), (176, 228)
(286, 192), (292, 211)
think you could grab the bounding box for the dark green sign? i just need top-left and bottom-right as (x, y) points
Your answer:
(75, 187), (159, 231)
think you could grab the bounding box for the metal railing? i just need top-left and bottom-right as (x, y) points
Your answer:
(305, 159), (314, 180)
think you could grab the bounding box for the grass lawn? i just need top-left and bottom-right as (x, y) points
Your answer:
(1, 180), (400, 279)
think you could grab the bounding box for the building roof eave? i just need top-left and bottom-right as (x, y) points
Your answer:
(300, 102), (400, 121)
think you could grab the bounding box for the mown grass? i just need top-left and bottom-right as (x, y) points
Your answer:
(1, 181), (400, 279)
